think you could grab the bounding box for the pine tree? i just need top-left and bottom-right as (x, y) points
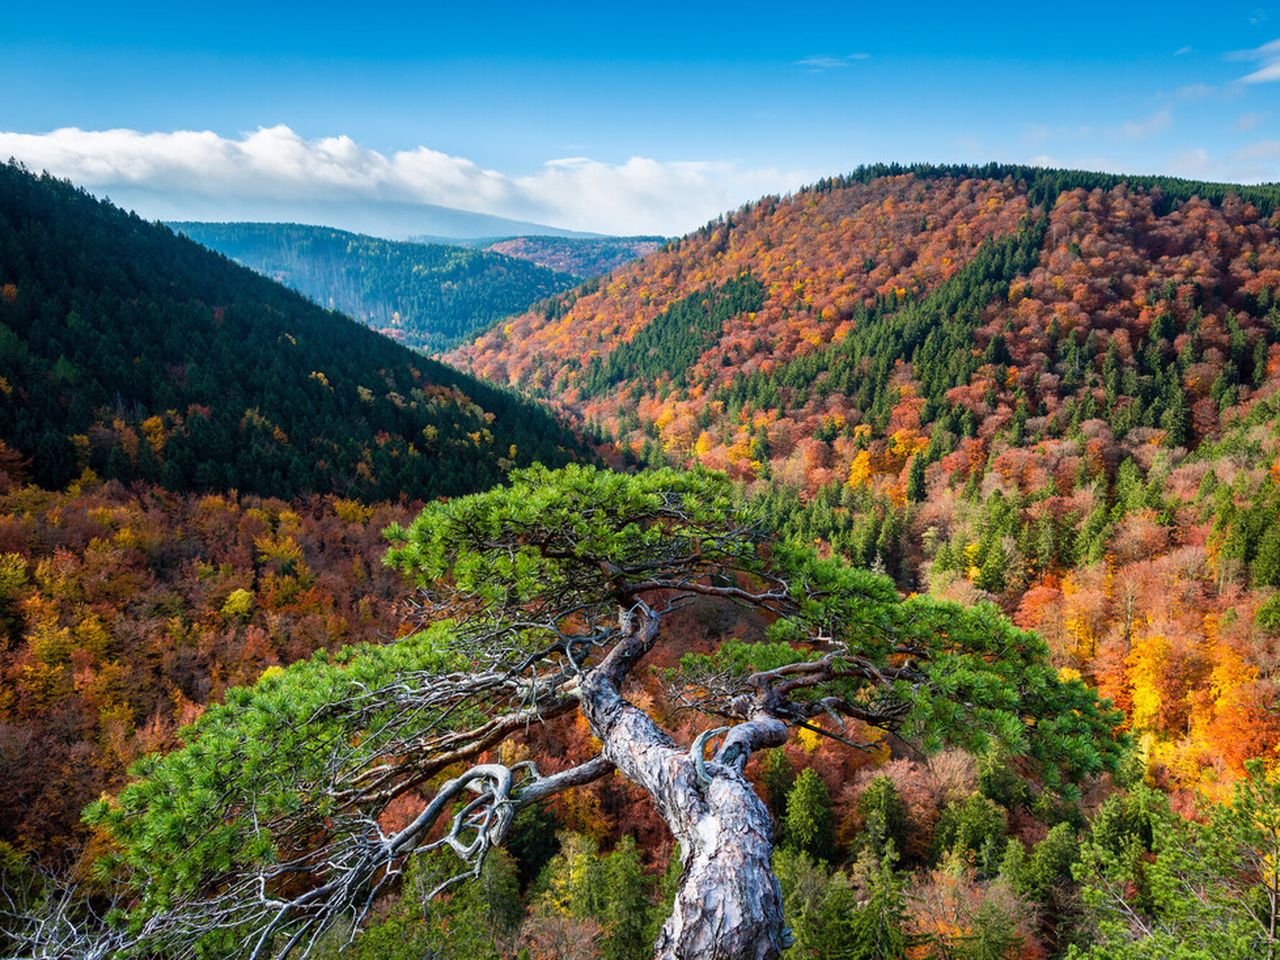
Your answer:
(785, 769), (835, 860)
(855, 777), (908, 861)
(600, 837), (652, 960)
(1252, 522), (1280, 588)
(906, 454), (927, 503)
(1160, 377), (1191, 448)
(975, 542), (1008, 594)
(761, 749), (796, 821)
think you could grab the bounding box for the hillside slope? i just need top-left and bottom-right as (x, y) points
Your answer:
(0, 162), (585, 500)
(420, 233), (665, 278)
(454, 164), (1280, 486)
(170, 221), (577, 351)
(452, 164), (1280, 795)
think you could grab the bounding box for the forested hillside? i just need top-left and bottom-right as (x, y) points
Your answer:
(465, 235), (665, 278)
(0, 163), (586, 501)
(14, 163), (1280, 960)
(171, 222), (577, 351)
(0, 480), (415, 855)
(453, 164), (1280, 798)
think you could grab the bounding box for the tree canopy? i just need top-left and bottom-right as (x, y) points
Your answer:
(13, 465), (1124, 959)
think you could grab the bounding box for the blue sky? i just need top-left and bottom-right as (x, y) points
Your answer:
(2, 1), (1278, 235)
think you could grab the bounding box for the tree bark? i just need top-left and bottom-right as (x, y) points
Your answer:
(578, 607), (788, 960)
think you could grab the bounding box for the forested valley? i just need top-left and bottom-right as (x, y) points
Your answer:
(7, 162), (1280, 960)
(171, 223), (580, 353)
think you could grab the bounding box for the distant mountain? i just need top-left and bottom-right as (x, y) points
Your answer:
(415, 234), (665, 278)
(170, 222), (578, 351)
(95, 185), (593, 240)
(0, 162), (587, 499)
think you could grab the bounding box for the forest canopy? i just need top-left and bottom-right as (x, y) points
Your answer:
(9, 465), (1124, 960)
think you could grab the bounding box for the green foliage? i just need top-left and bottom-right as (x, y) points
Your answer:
(312, 848), (521, 960)
(0, 552), (28, 641)
(505, 804), (562, 891)
(935, 794), (1008, 870)
(906, 454), (927, 503)
(955, 901), (1023, 960)
(599, 837), (653, 960)
(723, 214), (1048, 434)
(1003, 822), (1078, 906)
(78, 464), (1123, 954)
(536, 833), (606, 919)
(1074, 764), (1280, 960)
(172, 222), (577, 352)
(775, 849), (910, 960)
(977, 751), (1029, 811)
(784, 769), (836, 860)
(581, 274), (766, 396)
(1256, 593), (1280, 633)
(83, 624), (463, 916)
(646, 845), (684, 946)
(855, 777), (908, 862)
(531, 833), (656, 960)
(384, 463), (757, 612)
(761, 749), (797, 820)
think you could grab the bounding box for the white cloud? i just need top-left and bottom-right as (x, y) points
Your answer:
(1237, 111), (1265, 130)
(1175, 83), (1215, 101)
(0, 125), (810, 236)
(1229, 37), (1280, 82)
(1164, 140), (1280, 182)
(1120, 107), (1173, 140)
(794, 53), (870, 72)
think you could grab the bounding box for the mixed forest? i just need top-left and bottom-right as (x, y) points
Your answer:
(170, 222), (579, 353)
(437, 235), (666, 280)
(7, 161), (1280, 960)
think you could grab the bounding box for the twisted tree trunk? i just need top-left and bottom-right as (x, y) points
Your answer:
(578, 606), (789, 960)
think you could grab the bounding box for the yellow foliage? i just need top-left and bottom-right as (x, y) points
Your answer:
(140, 415), (166, 455)
(797, 725), (821, 752)
(847, 450), (873, 489)
(331, 498), (374, 525)
(221, 588), (255, 619)
(1126, 632), (1169, 732)
(254, 532), (304, 570)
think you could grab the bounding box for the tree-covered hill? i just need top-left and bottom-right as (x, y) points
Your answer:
(452, 163), (1280, 800)
(0, 162), (586, 499)
(169, 221), (578, 352)
(429, 234), (665, 278)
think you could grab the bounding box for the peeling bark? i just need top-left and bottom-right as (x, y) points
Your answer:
(579, 606), (789, 960)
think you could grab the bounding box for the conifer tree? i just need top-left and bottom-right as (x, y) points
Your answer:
(785, 769), (836, 861)
(906, 454), (927, 503)
(600, 837), (652, 960)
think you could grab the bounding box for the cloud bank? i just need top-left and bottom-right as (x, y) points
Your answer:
(0, 125), (808, 237)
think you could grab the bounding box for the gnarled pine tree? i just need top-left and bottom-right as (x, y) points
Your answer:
(10, 465), (1123, 960)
